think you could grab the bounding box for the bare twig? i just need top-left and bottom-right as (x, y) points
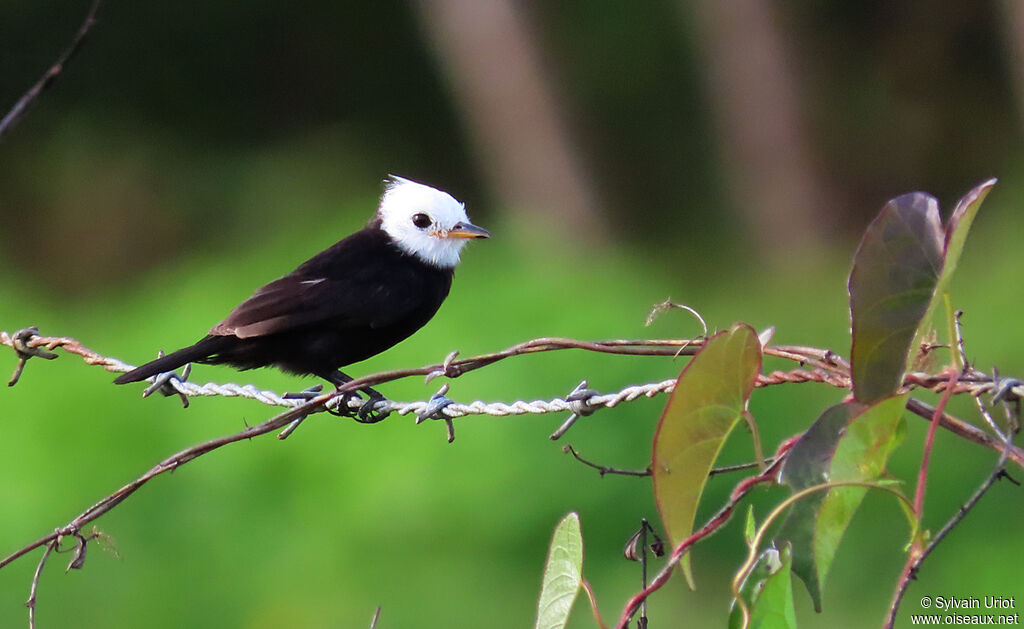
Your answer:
(26, 540), (57, 629)
(0, 0), (102, 141)
(563, 444), (772, 479)
(564, 445), (651, 477)
(904, 398), (1024, 469)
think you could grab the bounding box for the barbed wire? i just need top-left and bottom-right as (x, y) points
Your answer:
(6, 328), (1019, 419)
(3, 324), (1024, 629)
(0, 327), (836, 419)
(5, 326), (1022, 463)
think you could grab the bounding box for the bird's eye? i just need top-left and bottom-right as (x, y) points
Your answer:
(412, 213), (432, 229)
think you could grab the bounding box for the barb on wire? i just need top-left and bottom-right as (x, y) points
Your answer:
(550, 380), (599, 440)
(7, 327), (58, 386)
(415, 384), (457, 443)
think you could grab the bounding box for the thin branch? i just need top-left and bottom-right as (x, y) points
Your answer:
(0, 394), (326, 571)
(905, 398), (1024, 469)
(885, 369), (963, 627)
(885, 432), (1019, 628)
(563, 445), (650, 477)
(0, 0), (102, 141)
(563, 444), (772, 479)
(26, 540), (56, 629)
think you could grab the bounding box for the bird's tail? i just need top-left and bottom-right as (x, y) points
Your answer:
(113, 336), (229, 384)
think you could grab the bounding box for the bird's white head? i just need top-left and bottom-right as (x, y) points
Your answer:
(378, 176), (490, 268)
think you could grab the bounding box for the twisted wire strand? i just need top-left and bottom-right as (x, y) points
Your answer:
(4, 330), (1021, 421)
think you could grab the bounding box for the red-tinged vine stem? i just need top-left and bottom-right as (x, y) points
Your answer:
(885, 370), (959, 629)
(614, 437), (798, 629)
(885, 370), (1021, 629)
(914, 369), (960, 517)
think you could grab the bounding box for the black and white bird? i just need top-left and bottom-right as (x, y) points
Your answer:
(114, 177), (490, 419)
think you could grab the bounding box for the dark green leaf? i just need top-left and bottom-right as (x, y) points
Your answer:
(652, 323), (762, 588)
(776, 395), (907, 611)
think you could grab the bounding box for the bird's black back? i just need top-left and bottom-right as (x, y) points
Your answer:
(114, 220), (454, 384)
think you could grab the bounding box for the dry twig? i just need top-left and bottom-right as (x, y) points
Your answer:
(0, 1), (102, 141)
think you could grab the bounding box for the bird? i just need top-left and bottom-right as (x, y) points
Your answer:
(114, 176), (490, 421)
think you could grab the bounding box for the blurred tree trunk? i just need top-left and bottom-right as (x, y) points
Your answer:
(686, 0), (829, 257)
(412, 0), (605, 242)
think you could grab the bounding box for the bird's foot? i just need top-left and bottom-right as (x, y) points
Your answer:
(327, 389), (365, 417)
(355, 391), (391, 423)
(326, 387), (391, 423)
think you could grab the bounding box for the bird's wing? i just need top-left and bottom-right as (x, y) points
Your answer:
(210, 266), (430, 339)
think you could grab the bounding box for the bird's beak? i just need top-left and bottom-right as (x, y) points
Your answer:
(445, 221), (491, 239)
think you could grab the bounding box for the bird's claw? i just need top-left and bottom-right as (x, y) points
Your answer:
(283, 384), (324, 401)
(355, 397), (391, 423)
(327, 389), (366, 417)
(327, 389), (390, 423)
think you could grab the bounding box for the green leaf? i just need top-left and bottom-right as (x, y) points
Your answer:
(652, 323), (762, 588)
(849, 192), (944, 404)
(910, 179), (996, 371)
(776, 395), (907, 611)
(943, 179), (996, 288)
(744, 505), (757, 547)
(729, 545), (797, 629)
(535, 512), (584, 629)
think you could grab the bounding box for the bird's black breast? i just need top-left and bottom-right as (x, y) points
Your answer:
(204, 224), (454, 376)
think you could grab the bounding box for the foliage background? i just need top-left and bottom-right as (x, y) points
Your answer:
(1, 2), (1023, 627)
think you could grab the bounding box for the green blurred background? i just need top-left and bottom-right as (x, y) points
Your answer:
(2, 2), (1023, 627)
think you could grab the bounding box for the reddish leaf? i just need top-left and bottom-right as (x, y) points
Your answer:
(849, 193), (943, 404)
